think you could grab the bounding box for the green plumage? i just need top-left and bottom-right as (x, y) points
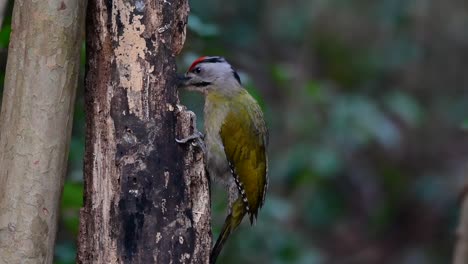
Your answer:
(219, 91), (268, 221)
(206, 90), (268, 263)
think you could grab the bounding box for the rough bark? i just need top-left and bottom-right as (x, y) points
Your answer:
(77, 1), (210, 263)
(0, 0), (85, 263)
(454, 191), (468, 264)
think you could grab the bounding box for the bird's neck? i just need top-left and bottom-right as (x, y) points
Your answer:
(203, 89), (246, 133)
(205, 87), (245, 102)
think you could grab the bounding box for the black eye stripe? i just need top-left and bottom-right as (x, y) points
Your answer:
(232, 70), (241, 84)
(193, 81), (211, 87)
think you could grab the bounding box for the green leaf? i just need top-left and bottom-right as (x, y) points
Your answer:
(61, 182), (83, 209)
(270, 64), (289, 87)
(61, 182), (82, 235)
(0, 24), (11, 49)
(305, 81), (322, 100)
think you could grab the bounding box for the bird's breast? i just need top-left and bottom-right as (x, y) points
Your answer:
(204, 97), (231, 182)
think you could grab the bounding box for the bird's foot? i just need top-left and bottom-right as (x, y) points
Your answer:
(176, 131), (206, 153)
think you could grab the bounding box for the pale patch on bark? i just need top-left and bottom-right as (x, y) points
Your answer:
(113, 0), (150, 118)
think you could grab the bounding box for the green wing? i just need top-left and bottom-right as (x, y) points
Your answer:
(220, 93), (268, 222)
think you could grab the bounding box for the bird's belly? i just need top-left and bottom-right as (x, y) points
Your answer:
(205, 133), (231, 183)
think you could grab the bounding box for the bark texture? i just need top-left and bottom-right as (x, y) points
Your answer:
(0, 0), (85, 263)
(77, 1), (211, 263)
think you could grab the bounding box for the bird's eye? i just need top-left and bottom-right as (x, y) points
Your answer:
(193, 67), (202, 74)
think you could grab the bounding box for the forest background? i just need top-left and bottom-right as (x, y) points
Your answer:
(0, 1), (467, 263)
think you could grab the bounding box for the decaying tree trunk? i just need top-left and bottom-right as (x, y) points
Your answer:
(77, 1), (211, 263)
(0, 0), (85, 263)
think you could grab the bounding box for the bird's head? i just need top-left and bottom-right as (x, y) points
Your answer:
(178, 56), (242, 95)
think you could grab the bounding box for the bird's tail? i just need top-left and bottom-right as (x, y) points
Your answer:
(210, 198), (247, 264)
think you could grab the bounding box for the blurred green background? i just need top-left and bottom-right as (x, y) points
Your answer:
(1, 0), (468, 263)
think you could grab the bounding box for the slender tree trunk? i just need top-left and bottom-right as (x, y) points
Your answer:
(77, 1), (211, 263)
(454, 192), (468, 264)
(0, 0), (85, 263)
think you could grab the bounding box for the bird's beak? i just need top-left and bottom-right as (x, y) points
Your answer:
(176, 74), (191, 88)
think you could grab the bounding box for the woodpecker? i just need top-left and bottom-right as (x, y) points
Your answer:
(177, 56), (268, 263)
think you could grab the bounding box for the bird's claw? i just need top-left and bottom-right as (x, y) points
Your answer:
(176, 131), (206, 153)
(175, 131), (204, 143)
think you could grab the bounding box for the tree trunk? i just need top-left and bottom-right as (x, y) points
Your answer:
(77, 1), (211, 263)
(454, 192), (468, 264)
(0, 0), (85, 263)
